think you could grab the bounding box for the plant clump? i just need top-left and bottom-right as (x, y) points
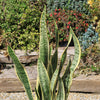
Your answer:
(7, 6), (81, 100)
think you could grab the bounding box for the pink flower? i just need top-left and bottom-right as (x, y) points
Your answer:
(55, 9), (57, 11)
(58, 18), (61, 21)
(68, 21), (71, 24)
(79, 13), (82, 16)
(86, 23), (88, 26)
(56, 21), (57, 23)
(71, 10), (73, 13)
(58, 9), (61, 11)
(54, 12), (57, 15)
(73, 13), (76, 16)
(83, 21), (85, 23)
(76, 27), (78, 29)
(50, 13), (52, 17)
(66, 35), (69, 37)
(67, 26), (69, 29)
(64, 39), (66, 41)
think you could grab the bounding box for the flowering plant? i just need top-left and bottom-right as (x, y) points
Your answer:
(47, 9), (90, 44)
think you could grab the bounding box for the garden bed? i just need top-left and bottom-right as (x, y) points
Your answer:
(0, 47), (100, 93)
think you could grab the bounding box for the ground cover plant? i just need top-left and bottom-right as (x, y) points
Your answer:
(78, 44), (100, 75)
(7, 6), (81, 100)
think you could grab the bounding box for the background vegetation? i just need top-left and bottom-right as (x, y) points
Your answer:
(0, 0), (41, 51)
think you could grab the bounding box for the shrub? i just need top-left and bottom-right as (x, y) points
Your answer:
(78, 25), (98, 50)
(0, 0), (41, 51)
(8, 6), (81, 100)
(47, 9), (90, 44)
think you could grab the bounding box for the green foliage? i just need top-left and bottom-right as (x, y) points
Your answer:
(66, 0), (90, 15)
(47, 9), (90, 44)
(46, 0), (89, 14)
(8, 6), (81, 100)
(0, 0), (41, 51)
(89, 0), (100, 17)
(35, 0), (90, 15)
(89, 1), (100, 41)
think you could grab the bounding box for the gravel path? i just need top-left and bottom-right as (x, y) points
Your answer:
(0, 92), (100, 100)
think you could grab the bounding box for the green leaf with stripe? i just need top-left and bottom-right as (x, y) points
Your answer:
(51, 20), (59, 74)
(50, 69), (59, 93)
(63, 27), (81, 99)
(36, 6), (49, 100)
(56, 79), (65, 100)
(37, 58), (51, 100)
(7, 46), (33, 100)
(39, 5), (49, 69)
(58, 31), (72, 75)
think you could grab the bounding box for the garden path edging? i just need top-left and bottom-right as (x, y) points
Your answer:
(0, 77), (100, 93)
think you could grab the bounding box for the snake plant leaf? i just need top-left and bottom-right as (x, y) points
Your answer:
(7, 46), (33, 100)
(47, 61), (53, 80)
(47, 46), (53, 80)
(56, 79), (65, 100)
(35, 88), (40, 100)
(51, 20), (58, 74)
(58, 31), (72, 75)
(48, 20), (58, 79)
(37, 58), (51, 100)
(62, 59), (72, 79)
(35, 77), (42, 100)
(51, 49), (58, 73)
(39, 5), (49, 69)
(49, 45), (53, 60)
(50, 69), (59, 93)
(36, 6), (49, 100)
(63, 27), (81, 99)
(70, 27), (81, 72)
